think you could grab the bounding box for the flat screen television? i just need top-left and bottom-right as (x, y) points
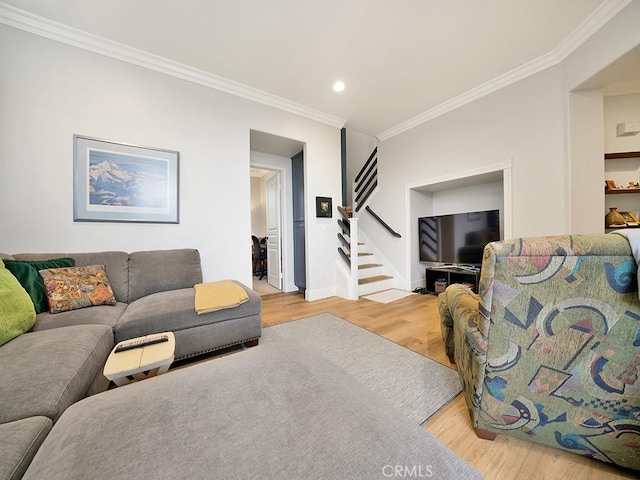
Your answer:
(419, 209), (500, 266)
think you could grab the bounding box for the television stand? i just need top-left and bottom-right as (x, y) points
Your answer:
(425, 266), (480, 294)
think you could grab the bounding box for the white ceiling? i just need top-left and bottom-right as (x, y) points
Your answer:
(1, 0), (633, 137)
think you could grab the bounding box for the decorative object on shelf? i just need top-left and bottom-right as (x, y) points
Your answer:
(315, 196), (332, 218)
(605, 207), (627, 228)
(616, 122), (640, 137)
(605, 180), (640, 193)
(73, 135), (179, 223)
(619, 211), (640, 226)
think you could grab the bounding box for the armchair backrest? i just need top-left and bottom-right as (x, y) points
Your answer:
(473, 233), (640, 470)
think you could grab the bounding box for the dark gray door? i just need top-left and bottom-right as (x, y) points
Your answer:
(292, 151), (305, 291)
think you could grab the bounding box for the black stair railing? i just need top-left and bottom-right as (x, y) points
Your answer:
(365, 206), (401, 238)
(354, 158), (377, 196)
(337, 219), (350, 235)
(337, 233), (350, 251)
(354, 148), (377, 213)
(338, 247), (351, 267)
(354, 147), (377, 184)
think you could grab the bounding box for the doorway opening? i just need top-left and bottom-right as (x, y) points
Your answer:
(250, 130), (305, 295)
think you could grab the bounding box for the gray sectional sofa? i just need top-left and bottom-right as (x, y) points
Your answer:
(1, 248), (482, 479)
(21, 337), (482, 480)
(0, 248), (262, 479)
(12, 249), (262, 361)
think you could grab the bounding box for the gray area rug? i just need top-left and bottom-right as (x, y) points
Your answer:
(262, 313), (462, 425)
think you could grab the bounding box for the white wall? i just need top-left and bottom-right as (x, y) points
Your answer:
(375, 65), (566, 285)
(366, 2), (640, 288)
(0, 25), (342, 299)
(604, 94), (640, 153)
(431, 182), (504, 219)
(345, 128), (377, 206)
(564, 2), (640, 235)
(568, 89), (604, 234)
(250, 176), (267, 238)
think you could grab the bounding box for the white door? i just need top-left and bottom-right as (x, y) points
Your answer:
(266, 173), (283, 289)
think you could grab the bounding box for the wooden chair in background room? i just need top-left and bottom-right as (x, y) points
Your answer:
(251, 235), (267, 280)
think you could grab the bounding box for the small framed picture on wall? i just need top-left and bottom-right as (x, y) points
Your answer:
(316, 197), (332, 218)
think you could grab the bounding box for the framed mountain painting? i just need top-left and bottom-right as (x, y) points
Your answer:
(73, 135), (179, 223)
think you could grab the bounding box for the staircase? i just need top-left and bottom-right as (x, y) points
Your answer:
(337, 206), (394, 298)
(357, 265), (394, 296)
(336, 147), (402, 300)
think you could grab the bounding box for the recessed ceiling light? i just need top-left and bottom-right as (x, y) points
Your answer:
(333, 81), (345, 92)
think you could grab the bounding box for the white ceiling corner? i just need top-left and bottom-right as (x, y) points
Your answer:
(0, 2), (346, 129)
(0, 0), (632, 140)
(378, 0), (632, 141)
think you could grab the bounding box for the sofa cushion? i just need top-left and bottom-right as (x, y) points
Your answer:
(39, 265), (117, 314)
(128, 249), (202, 302)
(0, 261), (36, 347)
(3, 258), (74, 313)
(22, 340), (481, 480)
(13, 252), (129, 304)
(114, 281), (260, 343)
(0, 417), (52, 480)
(32, 303), (127, 332)
(0, 324), (113, 424)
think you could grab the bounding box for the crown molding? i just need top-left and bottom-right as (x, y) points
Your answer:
(553, 0), (631, 62)
(377, 0), (632, 141)
(0, 0), (629, 138)
(377, 52), (559, 142)
(0, 2), (346, 129)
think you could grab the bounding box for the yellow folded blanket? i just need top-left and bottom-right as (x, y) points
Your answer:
(194, 280), (249, 314)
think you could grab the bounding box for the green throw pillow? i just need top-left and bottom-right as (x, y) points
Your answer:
(3, 258), (75, 314)
(0, 260), (36, 346)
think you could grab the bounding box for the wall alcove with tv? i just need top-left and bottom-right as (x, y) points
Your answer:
(405, 161), (512, 291)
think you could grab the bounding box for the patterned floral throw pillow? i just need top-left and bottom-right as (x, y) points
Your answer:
(38, 265), (117, 314)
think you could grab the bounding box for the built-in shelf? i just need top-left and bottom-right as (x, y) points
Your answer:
(606, 225), (640, 232)
(605, 151), (640, 160)
(603, 151), (640, 233)
(425, 267), (480, 294)
(605, 187), (640, 194)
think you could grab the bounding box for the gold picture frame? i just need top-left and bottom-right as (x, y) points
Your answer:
(620, 211), (640, 226)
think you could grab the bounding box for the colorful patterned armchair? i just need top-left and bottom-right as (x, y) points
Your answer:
(438, 234), (640, 471)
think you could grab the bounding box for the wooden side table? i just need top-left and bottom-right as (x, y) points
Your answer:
(103, 332), (175, 386)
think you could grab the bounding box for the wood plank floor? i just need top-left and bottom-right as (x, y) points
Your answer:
(260, 291), (638, 480)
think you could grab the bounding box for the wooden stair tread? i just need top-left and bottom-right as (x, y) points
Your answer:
(358, 275), (392, 285)
(359, 263), (382, 269)
(346, 252), (373, 257)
